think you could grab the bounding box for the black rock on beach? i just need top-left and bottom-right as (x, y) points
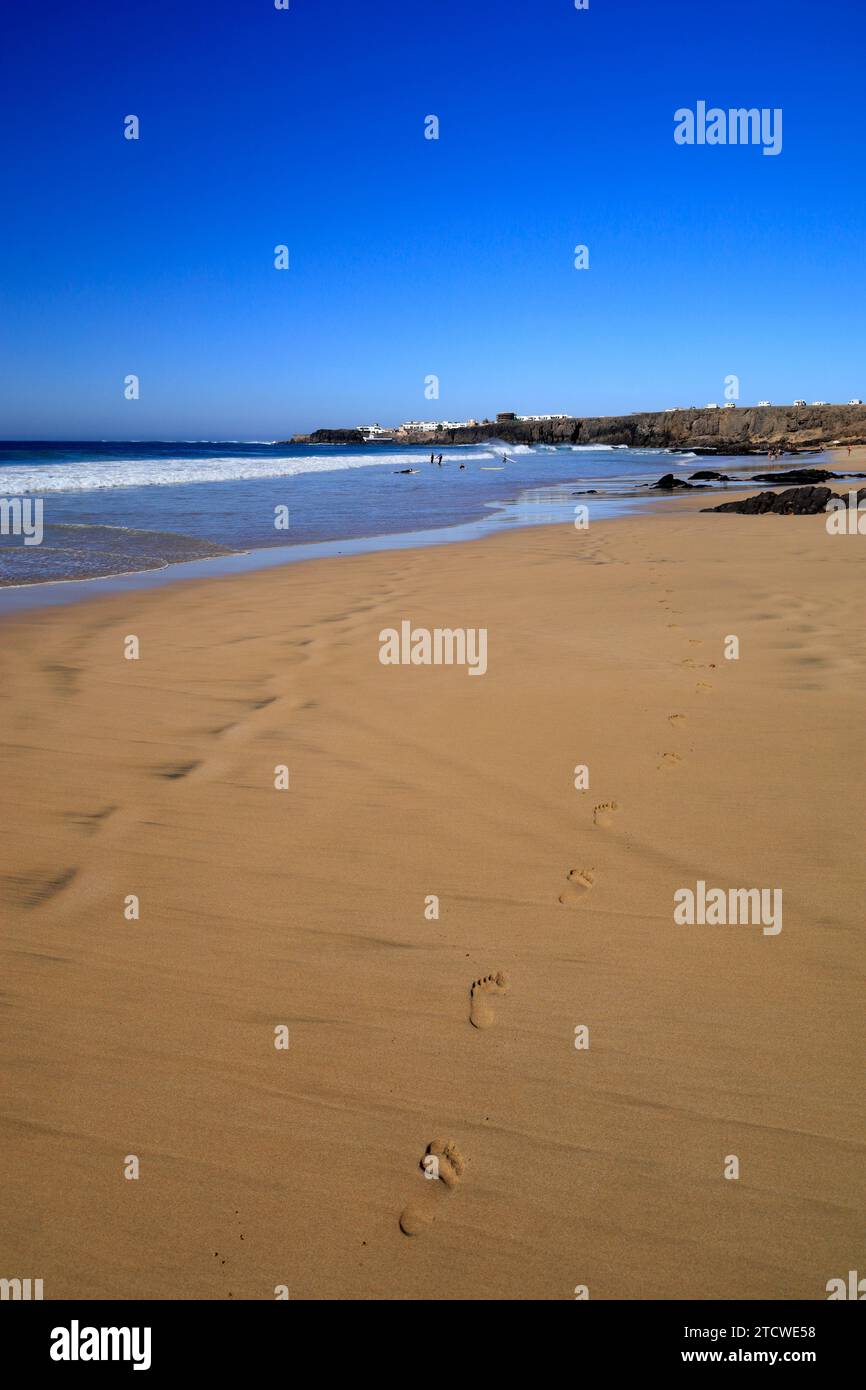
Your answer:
(648, 473), (699, 490)
(746, 467), (865, 485)
(702, 485), (866, 515)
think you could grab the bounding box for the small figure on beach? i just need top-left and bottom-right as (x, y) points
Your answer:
(430, 452), (435, 464)
(437, 454), (443, 465)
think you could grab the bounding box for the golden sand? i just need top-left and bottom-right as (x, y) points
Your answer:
(1, 500), (863, 1299)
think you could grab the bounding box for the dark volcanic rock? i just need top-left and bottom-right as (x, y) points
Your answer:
(748, 468), (837, 485)
(703, 486), (836, 515)
(689, 469), (732, 481)
(308, 428), (366, 445)
(649, 473), (696, 490)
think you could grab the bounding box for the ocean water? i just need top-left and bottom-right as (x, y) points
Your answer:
(0, 438), (794, 599)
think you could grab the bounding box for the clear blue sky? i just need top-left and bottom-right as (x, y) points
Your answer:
(1, 0), (864, 439)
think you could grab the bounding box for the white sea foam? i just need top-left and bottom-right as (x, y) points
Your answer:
(0, 449), (495, 493)
(477, 439), (621, 456)
(0, 442), (687, 495)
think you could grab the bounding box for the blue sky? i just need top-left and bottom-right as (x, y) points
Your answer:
(1, 0), (864, 439)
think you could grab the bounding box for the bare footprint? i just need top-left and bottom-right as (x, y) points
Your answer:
(696, 681), (713, 692)
(592, 801), (620, 828)
(469, 971), (510, 1029)
(657, 751), (682, 770)
(668, 713), (687, 726)
(559, 868), (595, 905)
(399, 1139), (465, 1236)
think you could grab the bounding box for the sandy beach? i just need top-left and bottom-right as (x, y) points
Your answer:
(1, 500), (863, 1301)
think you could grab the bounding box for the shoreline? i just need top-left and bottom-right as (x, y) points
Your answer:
(0, 446), (844, 612)
(1, 504), (862, 1298)
(0, 484), (670, 614)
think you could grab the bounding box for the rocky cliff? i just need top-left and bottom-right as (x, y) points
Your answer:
(289, 405), (866, 455)
(296, 428), (366, 445)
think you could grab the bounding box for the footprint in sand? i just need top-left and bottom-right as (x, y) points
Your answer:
(695, 681), (713, 693)
(592, 801), (620, 828)
(668, 713), (687, 726)
(399, 1139), (465, 1236)
(559, 868), (595, 905)
(657, 751), (682, 770)
(469, 971), (510, 1029)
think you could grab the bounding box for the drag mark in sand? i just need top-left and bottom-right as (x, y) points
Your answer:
(469, 971), (510, 1029)
(0, 866), (78, 909)
(151, 760), (201, 781)
(399, 1139), (466, 1236)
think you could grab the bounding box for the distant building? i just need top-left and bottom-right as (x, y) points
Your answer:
(723, 402), (736, 409)
(812, 400), (829, 406)
(705, 403), (719, 409)
(358, 423), (393, 438)
(849, 398), (863, 405)
(757, 400), (771, 406)
(496, 412), (517, 422)
(793, 399), (807, 407)
(396, 419), (480, 435)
